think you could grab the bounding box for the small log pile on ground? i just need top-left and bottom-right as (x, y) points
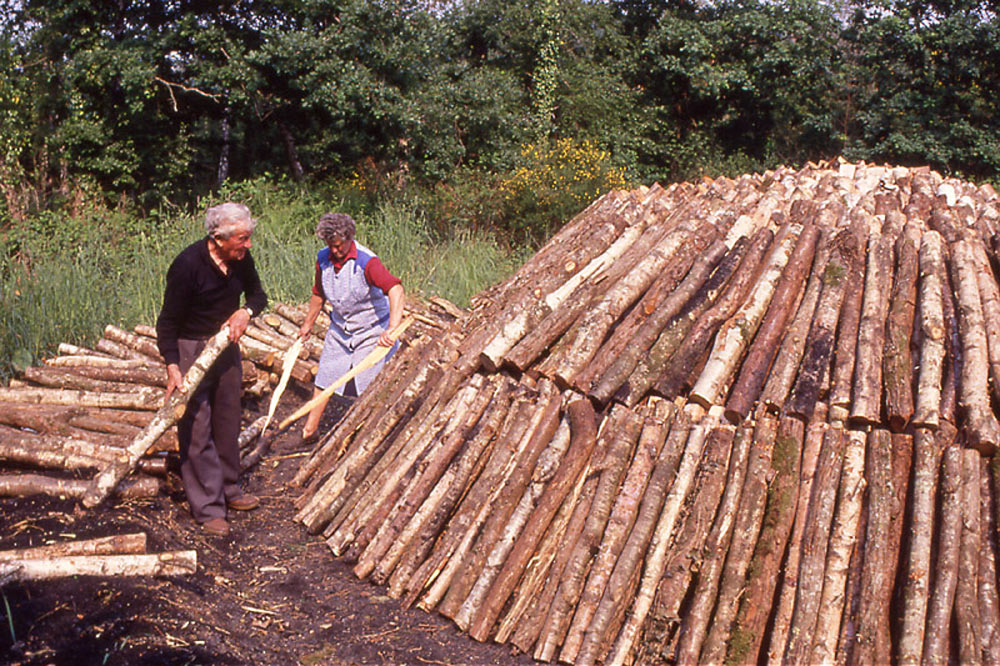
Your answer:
(0, 532), (197, 585)
(0, 299), (460, 504)
(293, 158), (1000, 664)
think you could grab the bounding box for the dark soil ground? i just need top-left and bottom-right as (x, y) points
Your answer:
(0, 385), (538, 666)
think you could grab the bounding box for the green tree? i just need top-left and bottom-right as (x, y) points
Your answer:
(845, 0), (1000, 178)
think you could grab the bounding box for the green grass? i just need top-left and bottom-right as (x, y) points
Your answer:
(0, 180), (526, 382)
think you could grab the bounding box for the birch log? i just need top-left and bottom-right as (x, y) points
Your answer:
(783, 424), (845, 664)
(725, 224), (819, 420)
(476, 397), (603, 643)
(950, 240), (1000, 453)
(81, 325), (231, 507)
(979, 459), (1000, 664)
(759, 228), (833, 411)
(883, 222), (922, 430)
(809, 427), (867, 664)
(851, 230), (894, 425)
(898, 425), (952, 663)
(589, 240), (729, 403)
(654, 229), (774, 398)
(533, 405), (645, 660)
(605, 405), (716, 666)
(558, 402), (676, 662)
(923, 444), (963, 664)
(787, 228), (857, 420)
(0, 533), (147, 561)
(846, 428), (893, 666)
(913, 231), (947, 428)
(689, 224), (800, 409)
(619, 237), (750, 406)
(4, 551), (197, 580)
(696, 413), (780, 665)
(727, 415), (804, 665)
(956, 448), (982, 666)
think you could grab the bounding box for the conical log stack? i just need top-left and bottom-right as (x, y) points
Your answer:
(292, 158), (1000, 665)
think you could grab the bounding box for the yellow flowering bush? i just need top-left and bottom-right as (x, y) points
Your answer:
(499, 138), (629, 240)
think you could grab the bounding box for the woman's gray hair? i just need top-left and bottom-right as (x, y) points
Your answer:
(316, 213), (356, 244)
(205, 202), (256, 239)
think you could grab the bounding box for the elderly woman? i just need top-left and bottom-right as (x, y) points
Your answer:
(298, 213), (405, 442)
(156, 202), (267, 537)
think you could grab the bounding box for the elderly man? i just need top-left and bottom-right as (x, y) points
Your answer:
(156, 202), (268, 537)
(298, 212), (404, 442)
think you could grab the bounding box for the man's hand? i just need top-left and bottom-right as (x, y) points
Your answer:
(165, 364), (183, 404)
(299, 322), (313, 342)
(226, 308), (252, 342)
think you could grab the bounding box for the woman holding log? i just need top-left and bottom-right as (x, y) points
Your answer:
(297, 213), (405, 442)
(156, 202), (268, 537)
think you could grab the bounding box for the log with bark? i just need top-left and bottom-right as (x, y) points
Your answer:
(2, 551), (197, 581)
(81, 325), (232, 507)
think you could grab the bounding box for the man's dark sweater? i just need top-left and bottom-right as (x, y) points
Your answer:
(156, 237), (268, 366)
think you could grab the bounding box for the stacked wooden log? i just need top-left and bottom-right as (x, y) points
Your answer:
(0, 533), (196, 585)
(292, 158), (1000, 664)
(0, 299), (461, 502)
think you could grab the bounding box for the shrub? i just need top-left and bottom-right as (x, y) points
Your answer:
(498, 137), (630, 241)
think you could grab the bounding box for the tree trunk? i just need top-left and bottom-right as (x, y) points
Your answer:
(850, 231), (895, 425)
(725, 224), (819, 421)
(727, 415), (804, 665)
(103, 324), (165, 363)
(809, 427), (867, 663)
(690, 224), (800, 409)
(883, 223), (922, 430)
(913, 231), (947, 428)
(696, 414), (781, 665)
(787, 227), (859, 420)
(978, 458), (1000, 664)
(619, 236), (751, 406)
(922, 445), (964, 664)
(828, 215), (871, 410)
(605, 405), (719, 666)
(559, 402), (678, 663)
(532, 404), (645, 658)
(486, 397), (603, 644)
(0, 385), (163, 410)
(956, 448), (982, 666)
(950, 239), (1000, 453)
(0, 474), (160, 499)
(654, 228), (774, 398)
(898, 424), (952, 663)
(782, 424), (845, 664)
(759, 228), (833, 412)
(0, 533), (147, 561)
(3, 551), (197, 581)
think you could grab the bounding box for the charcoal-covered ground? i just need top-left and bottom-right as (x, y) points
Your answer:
(0, 386), (537, 666)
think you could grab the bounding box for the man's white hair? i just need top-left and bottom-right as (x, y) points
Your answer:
(205, 202), (256, 239)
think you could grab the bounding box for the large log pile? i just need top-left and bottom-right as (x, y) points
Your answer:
(0, 299), (459, 502)
(292, 158), (1000, 664)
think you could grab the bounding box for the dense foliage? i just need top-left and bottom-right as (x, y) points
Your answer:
(1, 0), (997, 233)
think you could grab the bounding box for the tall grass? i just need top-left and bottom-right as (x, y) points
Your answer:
(0, 180), (525, 382)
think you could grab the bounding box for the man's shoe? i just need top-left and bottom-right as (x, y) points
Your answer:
(202, 517), (230, 536)
(227, 494), (260, 511)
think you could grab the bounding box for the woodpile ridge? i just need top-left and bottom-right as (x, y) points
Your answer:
(293, 158), (1000, 665)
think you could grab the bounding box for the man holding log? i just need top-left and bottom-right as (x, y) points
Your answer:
(297, 213), (405, 442)
(156, 202), (268, 537)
